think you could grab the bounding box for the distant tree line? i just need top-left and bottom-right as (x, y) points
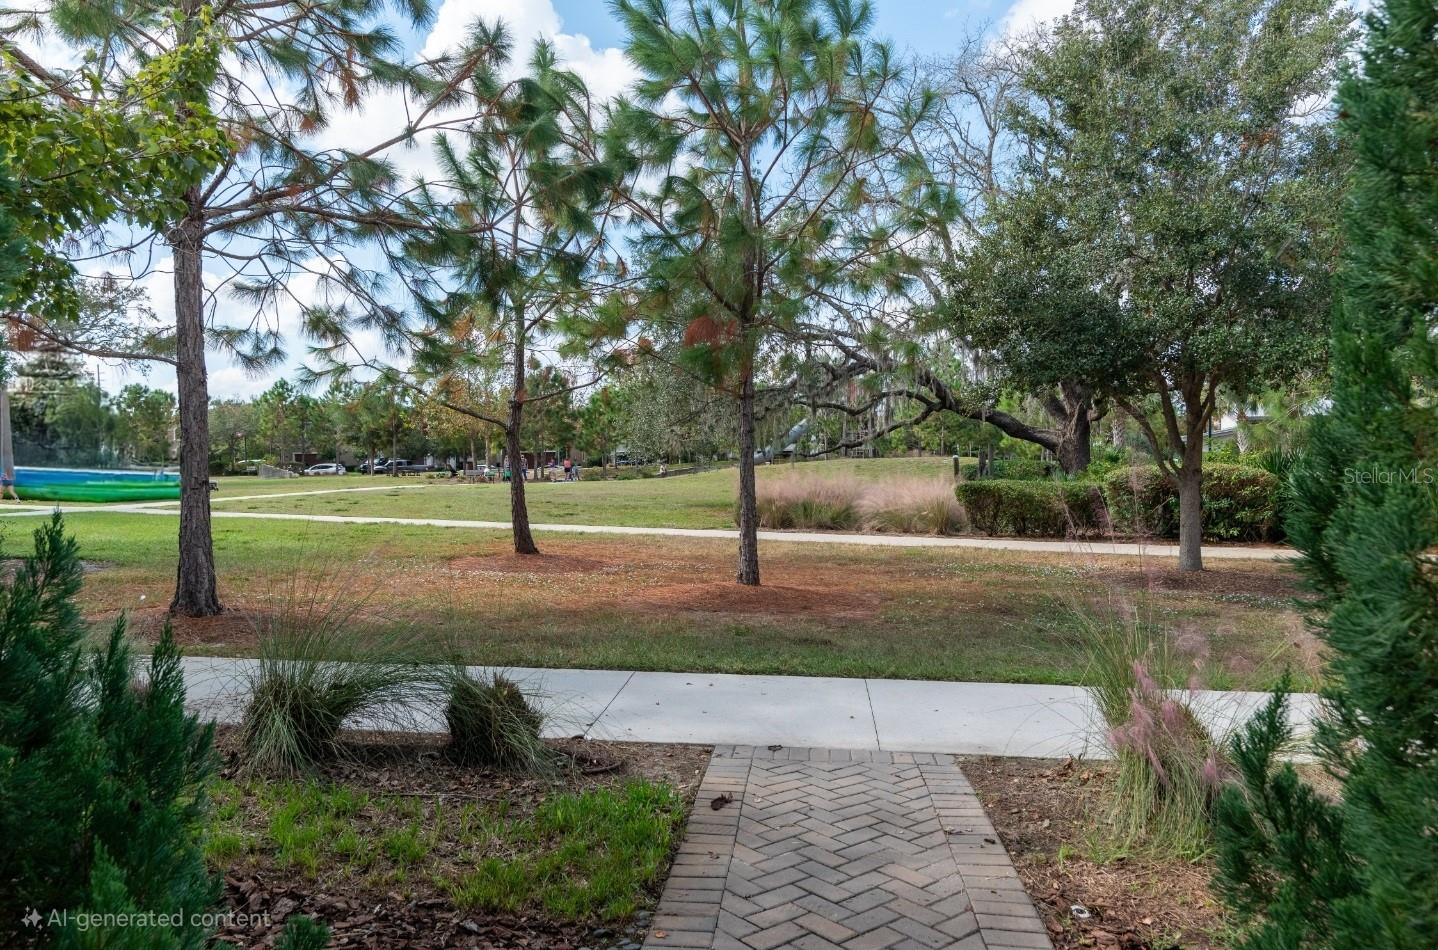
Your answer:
(3, 352), (176, 467)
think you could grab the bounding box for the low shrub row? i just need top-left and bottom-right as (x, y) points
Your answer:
(958, 458), (1059, 481)
(956, 480), (1111, 538)
(1102, 464), (1282, 542)
(956, 464), (1282, 541)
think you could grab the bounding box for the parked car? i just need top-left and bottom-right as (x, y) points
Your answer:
(357, 457), (389, 474)
(304, 463), (346, 476)
(374, 459), (435, 474)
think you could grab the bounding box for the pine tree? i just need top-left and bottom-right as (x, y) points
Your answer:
(597, 0), (928, 585)
(1212, 0), (1438, 944)
(0, 515), (217, 945)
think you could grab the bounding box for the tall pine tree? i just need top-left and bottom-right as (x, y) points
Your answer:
(1213, 0), (1438, 944)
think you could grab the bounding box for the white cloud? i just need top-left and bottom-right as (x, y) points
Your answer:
(1000, 0), (1075, 34)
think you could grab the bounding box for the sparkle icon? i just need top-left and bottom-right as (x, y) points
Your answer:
(22, 908), (42, 928)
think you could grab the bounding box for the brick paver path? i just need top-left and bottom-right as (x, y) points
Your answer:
(644, 746), (1051, 950)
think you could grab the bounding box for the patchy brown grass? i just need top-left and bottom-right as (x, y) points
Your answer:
(45, 515), (1314, 687)
(635, 581), (880, 618)
(447, 554), (614, 576)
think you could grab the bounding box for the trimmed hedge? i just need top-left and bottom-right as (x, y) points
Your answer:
(1103, 464), (1282, 542)
(956, 480), (1110, 538)
(958, 458), (1059, 481)
(956, 463), (1282, 541)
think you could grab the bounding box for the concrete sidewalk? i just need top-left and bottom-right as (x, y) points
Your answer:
(3, 502), (1294, 560)
(178, 657), (1318, 759)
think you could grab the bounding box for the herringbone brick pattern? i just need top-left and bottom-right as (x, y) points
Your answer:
(643, 747), (1050, 950)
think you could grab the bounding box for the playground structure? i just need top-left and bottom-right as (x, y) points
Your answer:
(1, 389), (181, 502)
(10, 466), (181, 503)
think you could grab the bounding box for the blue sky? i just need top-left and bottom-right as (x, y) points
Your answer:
(530, 0), (1018, 58)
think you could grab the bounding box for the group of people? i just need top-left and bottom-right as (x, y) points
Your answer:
(494, 457), (582, 482)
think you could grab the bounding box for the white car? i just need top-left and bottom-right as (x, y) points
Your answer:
(304, 463), (346, 476)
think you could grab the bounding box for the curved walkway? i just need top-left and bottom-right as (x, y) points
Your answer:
(4, 502), (1294, 560)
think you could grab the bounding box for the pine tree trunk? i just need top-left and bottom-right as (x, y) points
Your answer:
(169, 186), (222, 617)
(736, 365), (760, 586)
(509, 316), (538, 556)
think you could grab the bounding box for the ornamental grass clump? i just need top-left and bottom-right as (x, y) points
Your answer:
(443, 669), (557, 775)
(754, 472), (863, 529)
(755, 472), (965, 534)
(238, 569), (435, 776)
(859, 477), (968, 535)
(1078, 607), (1227, 860)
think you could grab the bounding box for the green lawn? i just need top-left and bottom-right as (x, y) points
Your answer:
(209, 776), (686, 921)
(0, 507), (1314, 690)
(202, 456), (960, 529)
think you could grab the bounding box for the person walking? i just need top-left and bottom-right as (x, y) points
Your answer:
(563, 457), (573, 481)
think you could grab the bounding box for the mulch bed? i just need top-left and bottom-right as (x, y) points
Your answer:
(963, 756), (1228, 949)
(211, 732), (710, 949)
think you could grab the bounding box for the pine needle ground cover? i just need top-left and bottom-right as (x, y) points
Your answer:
(205, 734), (707, 947)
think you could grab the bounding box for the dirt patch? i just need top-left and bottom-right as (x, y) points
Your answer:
(212, 731), (710, 949)
(121, 606), (266, 650)
(447, 554), (613, 576)
(635, 581), (879, 619)
(1, 557), (111, 580)
(963, 756), (1227, 949)
(1096, 565), (1304, 599)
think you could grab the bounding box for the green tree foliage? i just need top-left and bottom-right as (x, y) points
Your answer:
(208, 397), (259, 470)
(0, 515), (216, 945)
(574, 386), (623, 468)
(611, 357), (737, 464)
(23, 0), (496, 616)
(113, 384), (177, 464)
(1212, 0), (1438, 943)
(978, 0), (1350, 570)
(372, 32), (616, 554)
(597, 0), (926, 584)
(0, 26), (226, 327)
